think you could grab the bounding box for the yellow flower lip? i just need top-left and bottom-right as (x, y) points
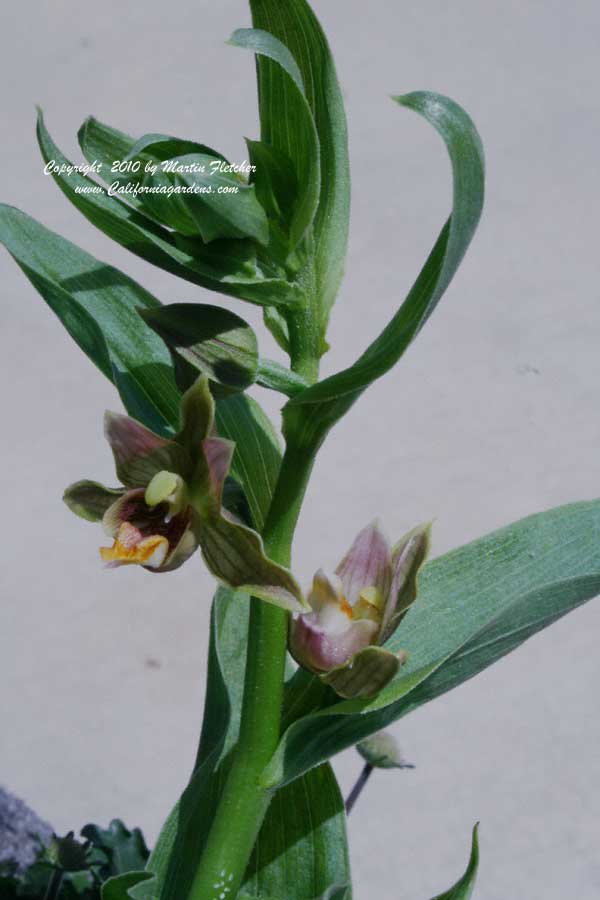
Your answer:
(100, 522), (169, 570)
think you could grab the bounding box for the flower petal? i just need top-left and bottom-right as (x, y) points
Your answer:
(100, 522), (169, 569)
(289, 613), (377, 673)
(156, 527), (198, 573)
(307, 569), (345, 613)
(202, 437), (236, 505)
(101, 489), (196, 572)
(175, 375), (215, 452)
(379, 522), (432, 644)
(104, 411), (191, 487)
(63, 480), (124, 522)
(320, 646), (405, 700)
(335, 520), (392, 606)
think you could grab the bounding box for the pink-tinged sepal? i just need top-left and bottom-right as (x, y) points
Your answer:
(186, 403), (306, 612)
(195, 513), (307, 613)
(335, 520), (392, 606)
(200, 437), (236, 507)
(379, 522), (432, 644)
(104, 411), (191, 487)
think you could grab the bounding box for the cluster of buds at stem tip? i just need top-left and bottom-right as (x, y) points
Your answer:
(289, 520), (431, 700)
(63, 375), (307, 614)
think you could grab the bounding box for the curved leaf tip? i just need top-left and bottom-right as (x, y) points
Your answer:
(430, 823), (479, 900)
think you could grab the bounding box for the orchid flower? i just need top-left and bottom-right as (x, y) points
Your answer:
(289, 520), (431, 699)
(63, 376), (306, 613)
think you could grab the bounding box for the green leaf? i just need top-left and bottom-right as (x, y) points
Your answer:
(241, 767), (352, 900)
(140, 303), (258, 393)
(0, 203), (180, 435)
(239, 888), (349, 900)
(81, 819), (150, 876)
(141, 589), (352, 900)
(229, 27), (320, 252)
(142, 155), (269, 246)
(215, 393), (281, 531)
(262, 305), (290, 354)
(78, 116), (138, 179)
(246, 139), (299, 261)
(79, 122), (224, 188)
(38, 111), (300, 308)
(248, 0), (350, 323)
(101, 872), (154, 900)
(284, 91), (485, 447)
(430, 825), (479, 900)
(263, 500), (600, 787)
(112, 133), (268, 245)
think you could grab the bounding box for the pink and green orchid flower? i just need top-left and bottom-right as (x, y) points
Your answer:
(289, 520), (431, 699)
(63, 376), (306, 613)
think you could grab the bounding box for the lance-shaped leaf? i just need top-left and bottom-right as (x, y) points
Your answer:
(140, 155), (269, 246)
(229, 27), (320, 251)
(140, 303), (259, 393)
(110, 131), (266, 245)
(248, 0), (350, 323)
(263, 304), (290, 354)
(215, 392), (281, 531)
(246, 139), (299, 262)
(37, 111), (300, 308)
(262, 500), (600, 788)
(430, 825), (479, 900)
(101, 872), (154, 900)
(283, 92), (485, 448)
(0, 203), (180, 436)
(79, 120), (225, 200)
(238, 884), (350, 900)
(78, 116), (138, 173)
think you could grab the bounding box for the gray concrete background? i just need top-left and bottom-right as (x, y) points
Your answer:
(1, 1), (599, 897)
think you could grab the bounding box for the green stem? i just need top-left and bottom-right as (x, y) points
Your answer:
(286, 284), (322, 384)
(43, 870), (63, 900)
(186, 447), (317, 900)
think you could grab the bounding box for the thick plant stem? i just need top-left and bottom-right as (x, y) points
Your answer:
(186, 447), (316, 900)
